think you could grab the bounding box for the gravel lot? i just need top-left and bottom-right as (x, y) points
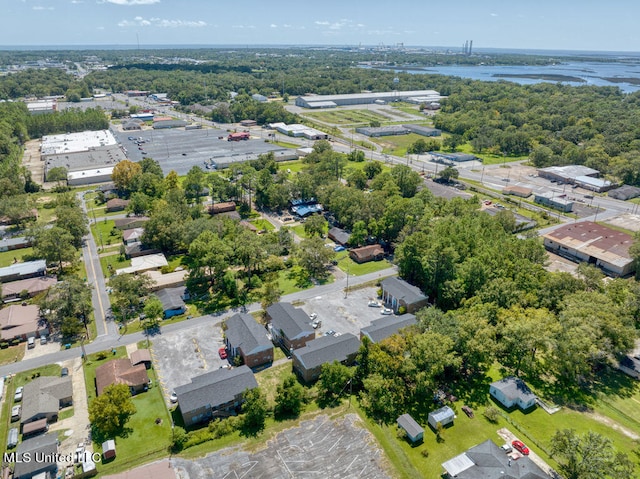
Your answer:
(173, 414), (390, 479)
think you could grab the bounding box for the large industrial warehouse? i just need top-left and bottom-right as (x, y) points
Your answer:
(295, 90), (443, 109)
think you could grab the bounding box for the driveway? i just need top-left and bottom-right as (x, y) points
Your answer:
(497, 427), (558, 477)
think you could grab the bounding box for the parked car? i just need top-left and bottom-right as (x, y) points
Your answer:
(334, 245), (345, 252)
(14, 386), (23, 402)
(40, 336), (47, 345)
(511, 440), (529, 455)
(218, 347), (228, 359)
(368, 300), (381, 307)
(61, 367), (69, 377)
(324, 330), (336, 336)
(500, 443), (513, 453)
(11, 405), (21, 421)
(381, 308), (393, 315)
(169, 391), (178, 403)
(312, 319), (321, 329)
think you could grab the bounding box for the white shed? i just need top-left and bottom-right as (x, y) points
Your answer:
(428, 405), (455, 430)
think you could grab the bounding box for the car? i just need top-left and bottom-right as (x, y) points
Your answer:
(61, 367), (69, 377)
(500, 443), (513, 453)
(584, 194), (594, 199)
(324, 330), (336, 336)
(381, 308), (393, 315)
(169, 391), (178, 403)
(11, 405), (21, 421)
(312, 319), (321, 329)
(511, 440), (529, 455)
(218, 347), (228, 359)
(14, 387), (23, 402)
(40, 336), (47, 345)
(368, 300), (381, 307)
(334, 245), (346, 252)
(309, 313), (318, 320)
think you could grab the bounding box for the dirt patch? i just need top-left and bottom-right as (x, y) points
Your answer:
(585, 412), (640, 440)
(36, 196), (54, 204)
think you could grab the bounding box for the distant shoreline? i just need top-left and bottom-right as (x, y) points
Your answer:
(493, 73), (586, 82)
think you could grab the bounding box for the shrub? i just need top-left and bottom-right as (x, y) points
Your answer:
(421, 449), (430, 458)
(483, 406), (500, 423)
(398, 305), (407, 315)
(96, 352), (108, 360)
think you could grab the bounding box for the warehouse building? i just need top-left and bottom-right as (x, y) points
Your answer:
(537, 165), (600, 184)
(534, 192), (574, 212)
(542, 221), (635, 277)
(295, 90), (442, 109)
(67, 167), (115, 186)
(269, 123), (328, 140)
(574, 175), (614, 192)
(26, 100), (57, 115)
(403, 125), (441, 137)
(430, 152), (477, 164)
(609, 185), (640, 201)
(356, 125), (409, 137)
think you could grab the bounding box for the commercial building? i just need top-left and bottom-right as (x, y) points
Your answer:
(503, 185), (533, 198)
(295, 90), (442, 109)
(574, 175), (614, 192)
(533, 191), (574, 212)
(26, 100), (57, 115)
(67, 166), (115, 186)
(609, 185), (640, 201)
(269, 123), (328, 140)
(430, 152), (478, 164)
(356, 125), (410, 137)
(537, 165), (600, 184)
(542, 221), (635, 277)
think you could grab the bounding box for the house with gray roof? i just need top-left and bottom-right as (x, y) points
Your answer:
(489, 377), (537, 411)
(292, 333), (360, 382)
(175, 365), (258, 427)
(13, 433), (58, 479)
(328, 227), (351, 246)
(360, 314), (417, 344)
(442, 439), (549, 478)
(380, 277), (428, 313)
(397, 414), (424, 443)
(0, 260), (47, 283)
(266, 302), (315, 352)
(428, 405), (455, 430)
(155, 287), (187, 318)
(225, 313), (273, 369)
(21, 376), (73, 427)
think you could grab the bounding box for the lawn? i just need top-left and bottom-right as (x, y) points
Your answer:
(455, 143), (528, 166)
(255, 362), (295, 403)
(276, 267), (311, 296)
(92, 369), (172, 477)
(0, 247), (35, 268)
(99, 253), (130, 278)
(0, 345), (25, 366)
(371, 132), (440, 156)
(249, 218), (274, 232)
(334, 250), (392, 276)
(303, 109), (392, 126)
(90, 219), (122, 250)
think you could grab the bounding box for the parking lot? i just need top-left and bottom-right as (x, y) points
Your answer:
(296, 286), (388, 337)
(150, 321), (228, 402)
(173, 413), (390, 479)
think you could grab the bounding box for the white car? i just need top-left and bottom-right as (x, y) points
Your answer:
(381, 308), (393, 315)
(368, 300), (381, 307)
(14, 387), (23, 402)
(169, 391), (178, 403)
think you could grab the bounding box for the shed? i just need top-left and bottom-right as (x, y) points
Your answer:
(397, 414), (424, 443)
(428, 405), (455, 430)
(102, 439), (116, 460)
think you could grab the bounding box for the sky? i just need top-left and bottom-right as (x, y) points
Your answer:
(2, 0), (640, 52)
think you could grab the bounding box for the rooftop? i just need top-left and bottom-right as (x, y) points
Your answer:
(490, 377), (537, 404)
(225, 312), (272, 356)
(293, 333), (360, 370)
(41, 129), (117, 155)
(0, 276), (57, 298)
(267, 302), (314, 341)
(0, 304), (43, 340)
(380, 277), (427, 305)
(538, 164), (599, 179)
(95, 359), (149, 395)
(14, 433), (58, 479)
(0, 260), (47, 281)
(155, 286), (186, 312)
(397, 413), (424, 438)
(360, 314), (417, 344)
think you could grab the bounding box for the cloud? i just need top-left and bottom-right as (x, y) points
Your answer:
(490, 12), (498, 17)
(315, 19), (364, 32)
(232, 24), (256, 29)
(270, 24), (278, 28)
(118, 16), (206, 27)
(104, 0), (160, 5)
(33, 6), (55, 10)
(71, 0), (84, 3)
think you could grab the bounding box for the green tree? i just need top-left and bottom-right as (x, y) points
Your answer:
(349, 220), (368, 247)
(438, 166), (459, 182)
(240, 388), (268, 437)
(38, 276), (92, 338)
(347, 150), (365, 162)
(55, 204), (88, 248)
(303, 214), (327, 238)
(274, 374), (305, 419)
(186, 230), (231, 295)
(184, 165), (206, 204)
(318, 361), (354, 407)
(390, 165), (421, 197)
(32, 226), (77, 273)
(142, 295), (164, 330)
(296, 236), (335, 280)
(109, 273), (154, 324)
(347, 169), (368, 190)
(46, 166), (68, 182)
(551, 429), (635, 479)
(260, 279), (281, 311)
(89, 384), (137, 438)
(127, 192), (152, 216)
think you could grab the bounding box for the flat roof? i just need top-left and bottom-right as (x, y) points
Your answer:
(297, 90), (441, 102)
(538, 165), (599, 179)
(67, 166), (115, 180)
(41, 129), (117, 155)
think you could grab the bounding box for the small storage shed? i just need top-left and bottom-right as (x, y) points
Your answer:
(397, 414), (424, 443)
(102, 439), (116, 460)
(428, 405), (455, 430)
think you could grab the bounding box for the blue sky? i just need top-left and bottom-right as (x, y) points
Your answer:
(1, 0), (640, 52)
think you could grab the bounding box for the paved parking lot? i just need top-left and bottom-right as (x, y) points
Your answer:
(297, 286), (386, 337)
(150, 321), (227, 402)
(173, 414), (390, 479)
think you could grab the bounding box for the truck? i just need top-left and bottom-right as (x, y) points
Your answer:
(228, 131), (250, 141)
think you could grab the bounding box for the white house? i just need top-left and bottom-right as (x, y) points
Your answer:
(428, 405), (455, 430)
(489, 377), (537, 411)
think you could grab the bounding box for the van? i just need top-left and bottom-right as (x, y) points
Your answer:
(27, 337), (35, 349)
(7, 428), (18, 448)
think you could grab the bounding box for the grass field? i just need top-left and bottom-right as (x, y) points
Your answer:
(0, 345), (25, 366)
(303, 109), (392, 126)
(0, 247), (35, 267)
(99, 253), (130, 278)
(91, 219), (122, 250)
(249, 219), (275, 232)
(255, 362), (295, 403)
(334, 250), (392, 276)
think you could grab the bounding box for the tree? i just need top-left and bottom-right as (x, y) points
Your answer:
(303, 214), (327, 238)
(347, 169), (368, 190)
(349, 220), (368, 247)
(89, 384), (137, 438)
(318, 361), (354, 407)
(142, 295), (164, 330)
(438, 166), (459, 182)
(186, 230), (231, 295)
(274, 374), (305, 419)
(112, 159), (142, 194)
(46, 166), (67, 182)
(38, 276), (92, 338)
(240, 388), (268, 437)
(296, 236), (335, 280)
(407, 138), (429, 154)
(55, 204), (87, 248)
(109, 273), (154, 324)
(184, 165), (206, 204)
(551, 429), (635, 479)
(32, 226), (77, 273)
(127, 192), (151, 216)
(363, 161), (383, 180)
(347, 150), (365, 162)
(260, 279), (281, 311)
(390, 165), (421, 198)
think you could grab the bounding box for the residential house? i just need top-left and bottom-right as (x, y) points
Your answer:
(155, 287), (187, 318)
(95, 358), (150, 396)
(130, 349), (152, 369)
(21, 376), (73, 427)
(397, 414), (424, 443)
(292, 333), (360, 382)
(1, 276), (57, 302)
(125, 243), (161, 259)
(360, 314), (417, 344)
(0, 235), (32, 252)
(0, 304), (47, 341)
(349, 245), (384, 264)
(13, 433), (58, 479)
(380, 277), (429, 314)
(114, 216), (149, 230)
(0, 260), (47, 283)
(175, 365), (258, 427)
(266, 302), (316, 352)
(442, 439), (549, 479)
(224, 313), (273, 369)
(428, 406), (455, 430)
(106, 198), (130, 212)
(328, 227), (351, 246)
(208, 202), (236, 215)
(122, 228), (144, 246)
(115, 253), (168, 275)
(489, 377), (537, 411)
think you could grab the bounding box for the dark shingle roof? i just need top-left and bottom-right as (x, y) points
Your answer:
(267, 302), (314, 341)
(14, 433), (57, 479)
(225, 313), (272, 356)
(175, 365), (257, 414)
(380, 277), (427, 305)
(293, 333), (360, 370)
(155, 287), (186, 312)
(360, 314), (416, 343)
(22, 376), (73, 423)
(328, 227), (351, 245)
(397, 414), (424, 438)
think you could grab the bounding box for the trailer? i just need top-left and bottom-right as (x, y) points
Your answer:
(228, 132), (250, 141)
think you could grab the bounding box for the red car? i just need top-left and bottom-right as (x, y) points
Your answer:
(511, 440), (530, 455)
(218, 347), (228, 359)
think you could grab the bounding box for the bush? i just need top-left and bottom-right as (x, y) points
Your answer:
(421, 449), (430, 458)
(96, 352), (108, 360)
(398, 306), (407, 315)
(483, 406), (500, 423)
(208, 417), (238, 439)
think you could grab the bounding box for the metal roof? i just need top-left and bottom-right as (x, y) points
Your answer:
(429, 405), (455, 424)
(297, 90), (440, 103)
(397, 413), (424, 438)
(0, 260), (46, 281)
(538, 165), (599, 180)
